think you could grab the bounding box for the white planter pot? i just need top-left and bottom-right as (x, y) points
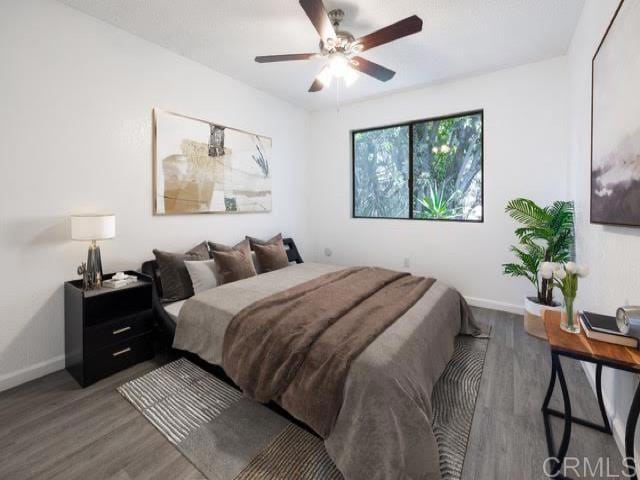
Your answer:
(524, 296), (562, 340)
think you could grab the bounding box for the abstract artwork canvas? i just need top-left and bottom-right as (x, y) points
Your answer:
(591, 0), (640, 226)
(153, 109), (272, 215)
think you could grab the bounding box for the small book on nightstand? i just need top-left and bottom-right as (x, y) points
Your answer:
(579, 311), (640, 349)
(103, 274), (138, 289)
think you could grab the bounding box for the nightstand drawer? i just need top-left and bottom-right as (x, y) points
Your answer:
(84, 333), (154, 385)
(84, 285), (152, 327)
(85, 310), (153, 350)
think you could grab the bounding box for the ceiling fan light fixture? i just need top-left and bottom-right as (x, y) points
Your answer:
(317, 65), (333, 87)
(344, 67), (359, 86)
(350, 43), (364, 54)
(328, 52), (349, 77)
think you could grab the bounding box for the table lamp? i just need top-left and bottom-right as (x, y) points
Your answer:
(71, 214), (116, 289)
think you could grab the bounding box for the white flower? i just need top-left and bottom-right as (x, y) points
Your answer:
(540, 268), (554, 280)
(540, 262), (555, 279)
(440, 144), (451, 154)
(545, 262), (561, 271)
(554, 268), (567, 280)
(565, 262), (577, 274)
(432, 146), (438, 154)
(577, 265), (589, 278)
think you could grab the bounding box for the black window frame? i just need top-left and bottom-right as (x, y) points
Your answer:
(351, 109), (484, 223)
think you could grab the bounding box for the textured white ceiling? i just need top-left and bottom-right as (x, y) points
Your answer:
(59, 0), (584, 111)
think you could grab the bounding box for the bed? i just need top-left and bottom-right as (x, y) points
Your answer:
(142, 239), (480, 480)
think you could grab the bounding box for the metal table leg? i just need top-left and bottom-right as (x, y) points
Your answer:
(542, 351), (620, 479)
(542, 351), (558, 458)
(625, 382), (640, 480)
(542, 353), (571, 475)
(595, 364), (612, 435)
(544, 360), (612, 433)
(554, 353), (573, 476)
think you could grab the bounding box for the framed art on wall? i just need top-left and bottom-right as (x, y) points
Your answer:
(153, 109), (272, 215)
(591, 0), (640, 226)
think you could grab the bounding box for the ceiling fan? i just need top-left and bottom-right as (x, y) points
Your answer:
(255, 0), (423, 92)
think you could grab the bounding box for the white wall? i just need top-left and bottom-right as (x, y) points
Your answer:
(0, 0), (310, 391)
(306, 57), (570, 312)
(567, 0), (640, 459)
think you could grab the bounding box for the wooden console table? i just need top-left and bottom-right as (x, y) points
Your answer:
(542, 309), (640, 479)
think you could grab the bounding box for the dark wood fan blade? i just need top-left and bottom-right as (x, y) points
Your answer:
(255, 53), (316, 63)
(356, 15), (423, 52)
(351, 56), (396, 81)
(309, 66), (330, 92)
(299, 0), (336, 42)
(309, 78), (324, 92)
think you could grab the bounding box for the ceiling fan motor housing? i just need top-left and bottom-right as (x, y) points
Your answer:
(320, 8), (358, 56)
(320, 9), (357, 54)
(328, 8), (344, 27)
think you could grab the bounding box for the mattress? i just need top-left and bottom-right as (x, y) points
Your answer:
(164, 299), (186, 320)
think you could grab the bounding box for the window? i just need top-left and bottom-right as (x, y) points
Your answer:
(352, 110), (483, 222)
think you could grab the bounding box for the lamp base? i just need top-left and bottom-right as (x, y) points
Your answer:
(86, 241), (103, 289)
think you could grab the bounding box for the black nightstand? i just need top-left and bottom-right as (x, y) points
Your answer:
(64, 271), (155, 387)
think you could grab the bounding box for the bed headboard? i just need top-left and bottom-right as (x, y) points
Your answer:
(282, 237), (304, 264)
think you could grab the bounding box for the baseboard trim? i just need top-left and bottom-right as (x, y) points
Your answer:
(465, 296), (524, 315)
(0, 355), (65, 393)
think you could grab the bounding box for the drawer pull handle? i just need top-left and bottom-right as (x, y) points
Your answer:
(113, 326), (131, 335)
(112, 347), (131, 357)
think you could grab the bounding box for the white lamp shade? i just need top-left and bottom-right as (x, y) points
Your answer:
(71, 215), (116, 241)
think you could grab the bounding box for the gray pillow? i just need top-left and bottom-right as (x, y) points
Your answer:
(153, 242), (209, 302)
(184, 259), (218, 294)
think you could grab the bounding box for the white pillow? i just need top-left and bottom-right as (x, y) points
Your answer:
(184, 259), (218, 294)
(251, 251), (261, 274)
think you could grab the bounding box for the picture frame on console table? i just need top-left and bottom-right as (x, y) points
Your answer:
(591, 0), (640, 227)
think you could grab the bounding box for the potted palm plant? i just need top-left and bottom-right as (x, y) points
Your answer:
(502, 198), (575, 339)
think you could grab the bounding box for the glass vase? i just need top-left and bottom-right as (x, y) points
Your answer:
(561, 295), (580, 334)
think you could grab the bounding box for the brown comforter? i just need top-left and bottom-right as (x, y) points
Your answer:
(222, 266), (435, 437)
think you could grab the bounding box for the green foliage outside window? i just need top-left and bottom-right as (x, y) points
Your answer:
(353, 126), (409, 218)
(353, 112), (483, 221)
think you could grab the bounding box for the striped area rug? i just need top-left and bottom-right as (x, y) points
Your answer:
(235, 425), (342, 480)
(119, 359), (242, 445)
(118, 335), (488, 480)
(432, 336), (488, 479)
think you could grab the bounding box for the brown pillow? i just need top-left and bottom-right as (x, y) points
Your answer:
(209, 239), (257, 285)
(246, 232), (283, 247)
(247, 234), (289, 273)
(208, 238), (251, 254)
(153, 242), (209, 302)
